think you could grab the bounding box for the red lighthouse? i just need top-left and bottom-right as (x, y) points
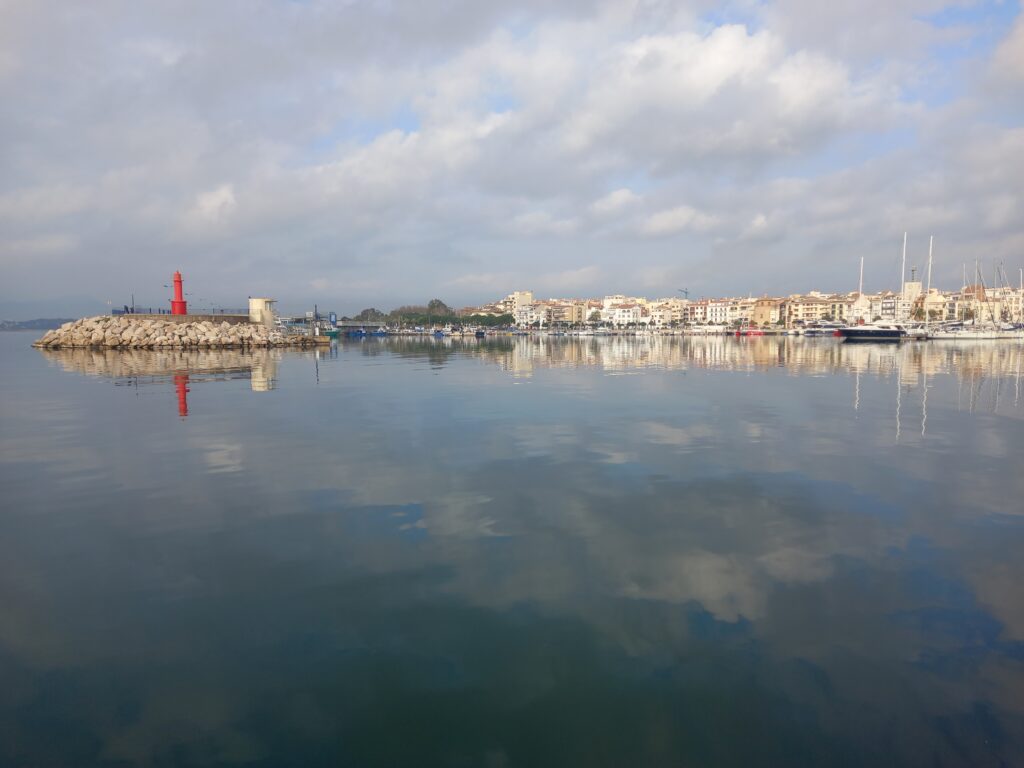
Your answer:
(171, 271), (187, 315)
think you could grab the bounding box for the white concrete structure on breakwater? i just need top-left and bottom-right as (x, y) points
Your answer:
(33, 315), (322, 349)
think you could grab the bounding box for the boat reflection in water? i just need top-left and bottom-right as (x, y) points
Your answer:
(347, 333), (1024, 382)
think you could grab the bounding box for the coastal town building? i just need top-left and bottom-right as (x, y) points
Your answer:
(482, 281), (1024, 329)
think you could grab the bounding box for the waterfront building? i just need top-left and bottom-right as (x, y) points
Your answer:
(686, 300), (709, 325)
(475, 275), (1020, 330)
(848, 292), (873, 323)
(550, 301), (586, 324)
(512, 291), (534, 314)
(706, 299), (730, 325)
(750, 298), (781, 327)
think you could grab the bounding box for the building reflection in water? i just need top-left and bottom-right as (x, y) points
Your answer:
(38, 347), (284, 417)
(359, 336), (1024, 440)
(38, 337), (1022, 422)
(361, 334), (1024, 382)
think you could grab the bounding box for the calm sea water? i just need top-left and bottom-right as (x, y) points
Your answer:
(1, 331), (1023, 767)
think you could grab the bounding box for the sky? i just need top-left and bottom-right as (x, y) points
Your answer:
(1, 0), (1022, 317)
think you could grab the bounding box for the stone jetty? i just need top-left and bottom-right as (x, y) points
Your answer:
(33, 315), (322, 349)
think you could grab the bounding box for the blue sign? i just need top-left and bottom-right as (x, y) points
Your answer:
(329, 312), (337, 326)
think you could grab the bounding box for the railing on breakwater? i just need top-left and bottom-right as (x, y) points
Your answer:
(111, 307), (249, 316)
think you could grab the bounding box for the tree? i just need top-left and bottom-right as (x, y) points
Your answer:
(427, 299), (451, 316)
(355, 307), (385, 321)
(587, 310), (602, 323)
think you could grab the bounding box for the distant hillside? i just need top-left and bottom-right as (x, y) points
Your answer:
(0, 318), (75, 331)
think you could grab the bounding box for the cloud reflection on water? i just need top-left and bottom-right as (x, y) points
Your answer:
(2, 335), (1023, 766)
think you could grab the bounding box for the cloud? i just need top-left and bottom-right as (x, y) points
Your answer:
(591, 188), (640, 215)
(640, 205), (719, 236)
(0, 0), (1020, 316)
(189, 184), (237, 224)
(561, 24), (883, 171)
(0, 234), (77, 262)
(992, 15), (1024, 84)
(510, 211), (579, 235)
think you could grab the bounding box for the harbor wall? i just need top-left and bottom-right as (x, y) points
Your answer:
(33, 315), (322, 349)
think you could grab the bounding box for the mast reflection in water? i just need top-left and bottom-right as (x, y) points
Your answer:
(2, 334), (1023, 767)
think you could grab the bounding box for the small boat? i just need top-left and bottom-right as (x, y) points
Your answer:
(475, 330), (486, 339)
(838, 324), (906, 342)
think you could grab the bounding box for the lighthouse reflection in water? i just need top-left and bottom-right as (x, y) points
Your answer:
(39, 344), (286, 417)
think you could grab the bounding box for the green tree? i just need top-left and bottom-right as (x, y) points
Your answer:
(427, 299), (451, 316)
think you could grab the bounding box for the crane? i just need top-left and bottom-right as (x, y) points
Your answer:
(677, 288), (690, 299)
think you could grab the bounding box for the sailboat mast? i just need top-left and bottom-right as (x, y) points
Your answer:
(900, 232), (907, 296)
(926, 236), (933, 326)
(900, 232), (907, 321)
(926, 236), (933, 292)
(859, 256), (864, 295)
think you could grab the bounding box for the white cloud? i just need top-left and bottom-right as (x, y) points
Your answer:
(190, 184), (237, 224)
(591, 188), (640, 215)
(510, 211), (579, 235)
(992, 15), (1024, 84)
(561, 25), (882, 170)
(640, 205), (719, 236)
(0, 0), (1021, 315)
(0, 233), (77, 259)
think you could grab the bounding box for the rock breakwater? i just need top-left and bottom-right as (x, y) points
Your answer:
(33, 316), (320, 349)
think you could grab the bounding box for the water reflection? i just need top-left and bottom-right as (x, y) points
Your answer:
(39, 335), (1024, 382)
(341, 335), (1024, 380)
(4, 335), (1023, 766)
(36, 346), (296, 416)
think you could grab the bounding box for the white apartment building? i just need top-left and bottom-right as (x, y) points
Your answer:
(514, 303), (550, 326)
(601, 303), (648, 327)
(706, 299), (730, 325)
